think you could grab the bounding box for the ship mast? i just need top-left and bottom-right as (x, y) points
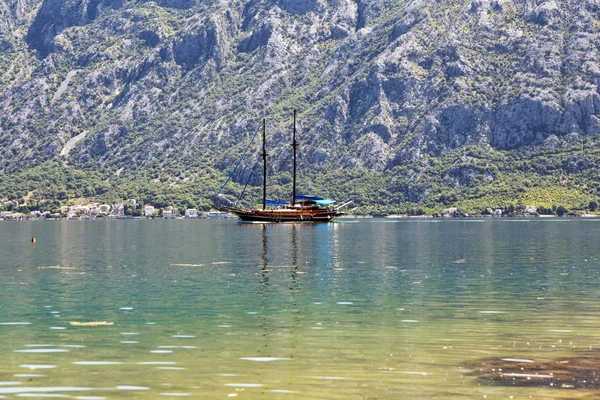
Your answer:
(292, 110), (297, 207)
(262, 118), (267, 210)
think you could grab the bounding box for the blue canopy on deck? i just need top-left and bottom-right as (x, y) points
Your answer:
(266, 200), (289, 207)
(296, 195), (336, 206)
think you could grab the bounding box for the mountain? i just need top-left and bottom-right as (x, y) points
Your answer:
(1, 0), (600, 215)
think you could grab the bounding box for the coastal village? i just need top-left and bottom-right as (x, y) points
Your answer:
(0, 201), (597, 220)
(0, 200), (232, 220)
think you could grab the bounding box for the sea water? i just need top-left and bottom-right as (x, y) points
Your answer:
(1, 219), (600, 398)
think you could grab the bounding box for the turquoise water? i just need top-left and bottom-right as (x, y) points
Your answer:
(1, 219), (600, 398)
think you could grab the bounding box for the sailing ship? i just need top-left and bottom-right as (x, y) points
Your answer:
(215, 111), (351, 222)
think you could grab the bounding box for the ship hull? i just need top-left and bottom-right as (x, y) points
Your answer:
(218, 206), (340, 223)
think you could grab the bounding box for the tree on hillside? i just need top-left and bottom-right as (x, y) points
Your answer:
(556, 205), (568, 217)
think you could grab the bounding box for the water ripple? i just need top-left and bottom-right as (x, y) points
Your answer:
(116, 386), (150, 391)
(15, 349), (69, 353)
(72, 362), (123, 366)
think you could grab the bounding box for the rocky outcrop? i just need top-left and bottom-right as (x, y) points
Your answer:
(356, 0), (384, 30)
(238, 23), (271, 53)
(0, 0), (29, 35)
(172, 23), (221, 70)
(151, 0), (195, 9)
(277, 0), (320, 15)
(25, 0), (123, 57)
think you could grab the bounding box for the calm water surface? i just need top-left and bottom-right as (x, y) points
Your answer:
(1, 219), (600, 399)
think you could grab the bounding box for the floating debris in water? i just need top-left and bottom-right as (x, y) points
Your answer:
(453, 259), (466, 264)
(70, 321), (113, 327)
(0, 382), (21, 386)
(14, 375), (44, 378)
(119, 307), (134, 311)
(49, 327), (66, 330)
(401, 320), (419, 323)
(337, 302), (353, 305)
(157, 367), (185, 370)
(171, 335), (195, 338)
(0, 322), (31, 325)
(120, 332), (139, 335)
(38, 266), (76, 270)
(212, 262), (231, 265)
(239, 357), (291, 362)
(160, 393), (190, 396)
(478, 311), (506, 314)
(19, 365), (56, 369)
(470, 349), (600, 388)
(151, 350), (173, 354)
(121, 341), (138, 344)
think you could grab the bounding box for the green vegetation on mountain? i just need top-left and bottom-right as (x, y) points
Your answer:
(1, 0), (600, 215)
(2, 133), (600, 216)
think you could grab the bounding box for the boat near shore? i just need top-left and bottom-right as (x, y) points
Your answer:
(215, 112), (350, 223)
(218, 195), (346, 223)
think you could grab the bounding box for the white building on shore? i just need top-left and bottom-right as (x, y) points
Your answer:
(144, 206), (156, 217)
(185, 209), (198, 219)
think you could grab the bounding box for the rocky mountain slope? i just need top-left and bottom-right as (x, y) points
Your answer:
(1, 0), (600, 213)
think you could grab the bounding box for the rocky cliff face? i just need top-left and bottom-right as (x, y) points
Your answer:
(1, 0), (600, 205)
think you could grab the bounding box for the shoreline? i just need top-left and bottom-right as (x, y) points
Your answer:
(2, 214), (598, 221)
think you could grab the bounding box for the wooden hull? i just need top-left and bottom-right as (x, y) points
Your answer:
(217, 206), (341, 223)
